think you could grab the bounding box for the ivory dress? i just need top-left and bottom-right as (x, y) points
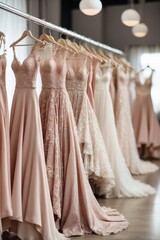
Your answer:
(10, 46), (67, 240)
(0, 53), (12, 234)
(94, 63), (156, 198)
(115, 66), (158, 175)
(132, 74), (160, 159)
(39, 50), (128, 237)
(66, 55), (115, 196)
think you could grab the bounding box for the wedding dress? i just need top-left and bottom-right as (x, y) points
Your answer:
(94, 62), (156, 198)
(10, 46), (67, 240)
(115, 66), (158, 175)
(132, 73), (160, 159)
(39, 49), (128, 237)
(66, 55), (115, 196)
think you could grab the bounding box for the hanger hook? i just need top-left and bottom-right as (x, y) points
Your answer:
(72, 36), (76, 42)
(79, 39), (82, 45)
(49, 29), (52, 36)
(59, 32), (63, 39)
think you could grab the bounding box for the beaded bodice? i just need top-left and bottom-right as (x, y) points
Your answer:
(95, 63), (113, 91)
(66, 57), (89, 92)
(40, 53), (67, 89)
(11, 48), (38, 89)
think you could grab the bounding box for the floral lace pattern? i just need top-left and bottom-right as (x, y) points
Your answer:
(39, 51), (129, 237)
(66, 57), (115, 196)
(40, 88), (70, 220)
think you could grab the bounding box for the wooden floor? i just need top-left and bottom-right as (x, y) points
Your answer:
(73, 161), (160, 240)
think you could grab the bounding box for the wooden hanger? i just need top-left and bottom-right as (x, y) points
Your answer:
(39, 33), (60, 47)
(84, 44), (109, 63)
(79, 44), (102, 62)
(97, 49), (119, 67)
(58, 37), (79, 54)
(10, 30), (45, 47)
(40, 32), (76, 54)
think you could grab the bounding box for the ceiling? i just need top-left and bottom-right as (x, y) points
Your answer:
(70, 0), (160, 9)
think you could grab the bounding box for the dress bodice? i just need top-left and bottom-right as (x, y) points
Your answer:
(11, 52), (38, 89)
(0, 54), (6, 86)
(40, 54), (67, 89)
(117, 67), (129, 89)
(66, 57), (89, 92)
(136, 75), (152, 96)
(95, 63), (113, 91)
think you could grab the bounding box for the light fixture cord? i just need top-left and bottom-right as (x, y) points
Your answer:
(140, 0), (145, 21)
(130, 0), (134, 8)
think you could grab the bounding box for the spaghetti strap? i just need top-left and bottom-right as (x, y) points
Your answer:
(12, 46), (16, 58)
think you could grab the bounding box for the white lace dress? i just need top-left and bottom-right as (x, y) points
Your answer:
(66, 56), (115, 196)
(94, 63), (156, 198)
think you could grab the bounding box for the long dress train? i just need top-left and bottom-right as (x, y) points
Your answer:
(0, 53), (12, 235)
(39, 49), (128, 237)
(115, 66), (158, 175)
(94, 63), (156, 197)
(10, 46), (67, 240)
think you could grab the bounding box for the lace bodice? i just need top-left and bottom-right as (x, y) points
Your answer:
(11, 49), (38, 89)
(0, 54), (6, 86)
(135, 75), (152, 96)
(95, 63), (113, 91)
(117, 67), (129, 89)
(40, 51), (67, 89)
(66, 57), (89, 92)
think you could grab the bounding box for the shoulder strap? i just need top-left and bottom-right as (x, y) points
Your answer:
(12, 46), (16, 58)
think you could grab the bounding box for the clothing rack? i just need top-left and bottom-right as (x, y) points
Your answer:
(0, 1), (124, 56)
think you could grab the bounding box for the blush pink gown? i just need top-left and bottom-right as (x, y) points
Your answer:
(39, 50), (128, 237)
(0, 53), (12, 235)
(132, 74), (160, 159)
(66, 55), (115, 196)
(115, 67), (158, 175)
(9, 47), (67, 240)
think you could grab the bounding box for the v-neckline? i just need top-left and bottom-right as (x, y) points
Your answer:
(13, 52), (34, 68)
(137, 74), (151, 86)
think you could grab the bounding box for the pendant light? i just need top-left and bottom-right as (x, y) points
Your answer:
(121, 0), (140, 27)
(132, 23), (148, 37)
(79, 0), (102, 16)
(132, 0), (148, 37)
